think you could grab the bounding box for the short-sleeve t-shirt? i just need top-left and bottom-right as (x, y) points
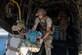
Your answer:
(35, 16), (52, 28)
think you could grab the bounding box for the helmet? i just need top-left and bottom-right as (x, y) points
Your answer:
(36, 9), (46, 16)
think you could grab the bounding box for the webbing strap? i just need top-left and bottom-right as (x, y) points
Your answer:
(18, 39), (23, 48)
(8, 46), (19, 52)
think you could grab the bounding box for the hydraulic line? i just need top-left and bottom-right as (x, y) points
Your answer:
(11, 0), (22, 22)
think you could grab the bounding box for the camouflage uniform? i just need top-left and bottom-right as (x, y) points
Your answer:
(35, 16), (53, 55)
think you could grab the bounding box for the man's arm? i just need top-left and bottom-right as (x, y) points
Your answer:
(32, 23), (38, 31)
(32, 18), (39, 31)
(43, 27), (51, 39)
(40, 27), (51, 44)
(43, 18), (52, 39)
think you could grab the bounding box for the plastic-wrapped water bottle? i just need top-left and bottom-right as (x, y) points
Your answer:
(53, 26), (60, 40)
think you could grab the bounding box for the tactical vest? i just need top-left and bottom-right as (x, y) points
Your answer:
(38, 17), (55, 37)
(39, 19), (47, 36)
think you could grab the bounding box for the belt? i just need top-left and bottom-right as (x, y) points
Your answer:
(8, 46), (19, 52)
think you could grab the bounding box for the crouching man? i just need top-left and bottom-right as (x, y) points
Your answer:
(32, 8), (54, 55)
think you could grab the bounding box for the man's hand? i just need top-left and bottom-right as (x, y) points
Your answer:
(40, 39), (43, 44)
